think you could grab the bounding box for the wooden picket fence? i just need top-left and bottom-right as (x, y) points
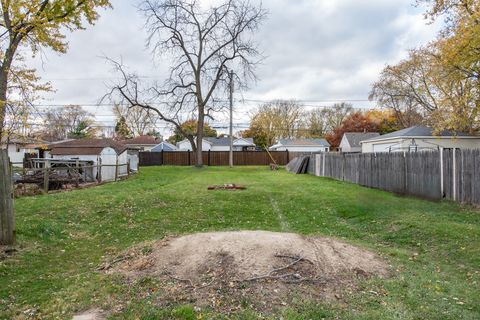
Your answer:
(139, 151), (297, 166)
(308, 149), (480, 204)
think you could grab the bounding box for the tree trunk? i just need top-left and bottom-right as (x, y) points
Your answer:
(0, 149), (15, 245)
(196, 110), (205, 167)
(0, 40), (20, 246)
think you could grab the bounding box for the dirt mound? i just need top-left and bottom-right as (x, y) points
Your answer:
(107, 231), (389, 313)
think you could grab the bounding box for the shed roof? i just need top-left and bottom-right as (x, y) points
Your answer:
(343, 132), (380, 147)
(48, 138), (126, 155)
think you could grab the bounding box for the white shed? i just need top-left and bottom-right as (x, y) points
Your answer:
(46, 139), (129, 182)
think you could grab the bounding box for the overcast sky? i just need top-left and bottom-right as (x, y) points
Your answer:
(30, 0), (440, 134)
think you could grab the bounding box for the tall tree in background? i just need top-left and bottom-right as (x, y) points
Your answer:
(303, 103), (354, 138)
(113, 105), (157, 137)
(0, 0), (111, 245)
(372, 1), (480, 133)
(365, 109), (402, 134)
(41, 106), (97, 141)
(326, 112), (379, 148)
(167, 119), (217, 145)
(108, 0), (266, 167)
(114, 116), (133, 139)
(241, 100), (304, 148)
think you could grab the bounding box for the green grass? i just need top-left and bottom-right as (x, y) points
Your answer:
(1, 166), (479, 319)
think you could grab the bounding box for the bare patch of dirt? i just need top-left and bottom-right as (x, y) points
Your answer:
(72, 309), (106, 320)
(106, 231), (390, 313)
(0, 245), (17, 261)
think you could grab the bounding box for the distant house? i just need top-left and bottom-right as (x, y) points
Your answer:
(269, 138), (330, 153)
(361, 125), (480, 153)
(44, 138), (130, 181)
(1, 135), (45, 167)
(120, 135), (162, 151)
(176, 137), (256, 151)
(339, 132), (380, 153)
(151, 141), (177, 152)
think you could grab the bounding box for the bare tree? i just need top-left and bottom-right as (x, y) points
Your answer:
(40, 105), (97, 141)
(107, 0), (266, 166)
(113, 104), (158, 137)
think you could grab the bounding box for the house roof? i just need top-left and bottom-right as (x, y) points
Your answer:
(204, 137), (255, 146)
(48, 138), (127, 155)
(276, 138), (330, 147)
(362, 125), (473, 143)
(343, 132), (380, 148)
(1, 134), (46, 145)
(151, 142), (177, 152)
(121, 135), (162, 145)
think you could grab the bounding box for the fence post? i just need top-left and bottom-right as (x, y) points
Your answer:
(403, 152), (407, 195)
(43, 159), (50, 192)
(453, 148), (457, 201)
(208, 150), (211, 166)
(98, 158), (102, 183)
(75, 160), (80, 187)
(161, 150), (164, 166)
(322, 152), (326, 177)
(286, 150), (290, 163)
(115, 158), (119, 182)
(440, 148), (444, 198)
(0, 150), (15, 245)
(315, 154), (320, 176)
(188, 150), (191, 166)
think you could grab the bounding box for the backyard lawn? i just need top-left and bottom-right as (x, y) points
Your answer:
(0, 166), (479, 319)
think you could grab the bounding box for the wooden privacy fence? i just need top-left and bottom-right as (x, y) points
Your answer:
(139, 151), (297, 166)
(308, 149), (480, 205)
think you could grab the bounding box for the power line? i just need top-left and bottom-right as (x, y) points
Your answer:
(28, 99), (378, 108)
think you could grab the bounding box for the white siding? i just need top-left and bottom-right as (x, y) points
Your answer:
(128, 152), (139, 171)
(177, 140), (211, 151)
(5, 144), (39, 167)
(362, 137), (480, 153)
(210, 146), (245, 151)
(272, 145), (329, 153)
(339, 136), (350, 152)
(100, 147), (118, 182)
(117, 151), (128, 176)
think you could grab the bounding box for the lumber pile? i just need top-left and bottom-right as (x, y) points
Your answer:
(286, 156), (310, 174)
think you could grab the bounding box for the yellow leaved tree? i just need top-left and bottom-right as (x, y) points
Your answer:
(0, 0), (111, 245)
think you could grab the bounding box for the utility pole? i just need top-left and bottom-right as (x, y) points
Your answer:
(229, 70), (234, 168)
